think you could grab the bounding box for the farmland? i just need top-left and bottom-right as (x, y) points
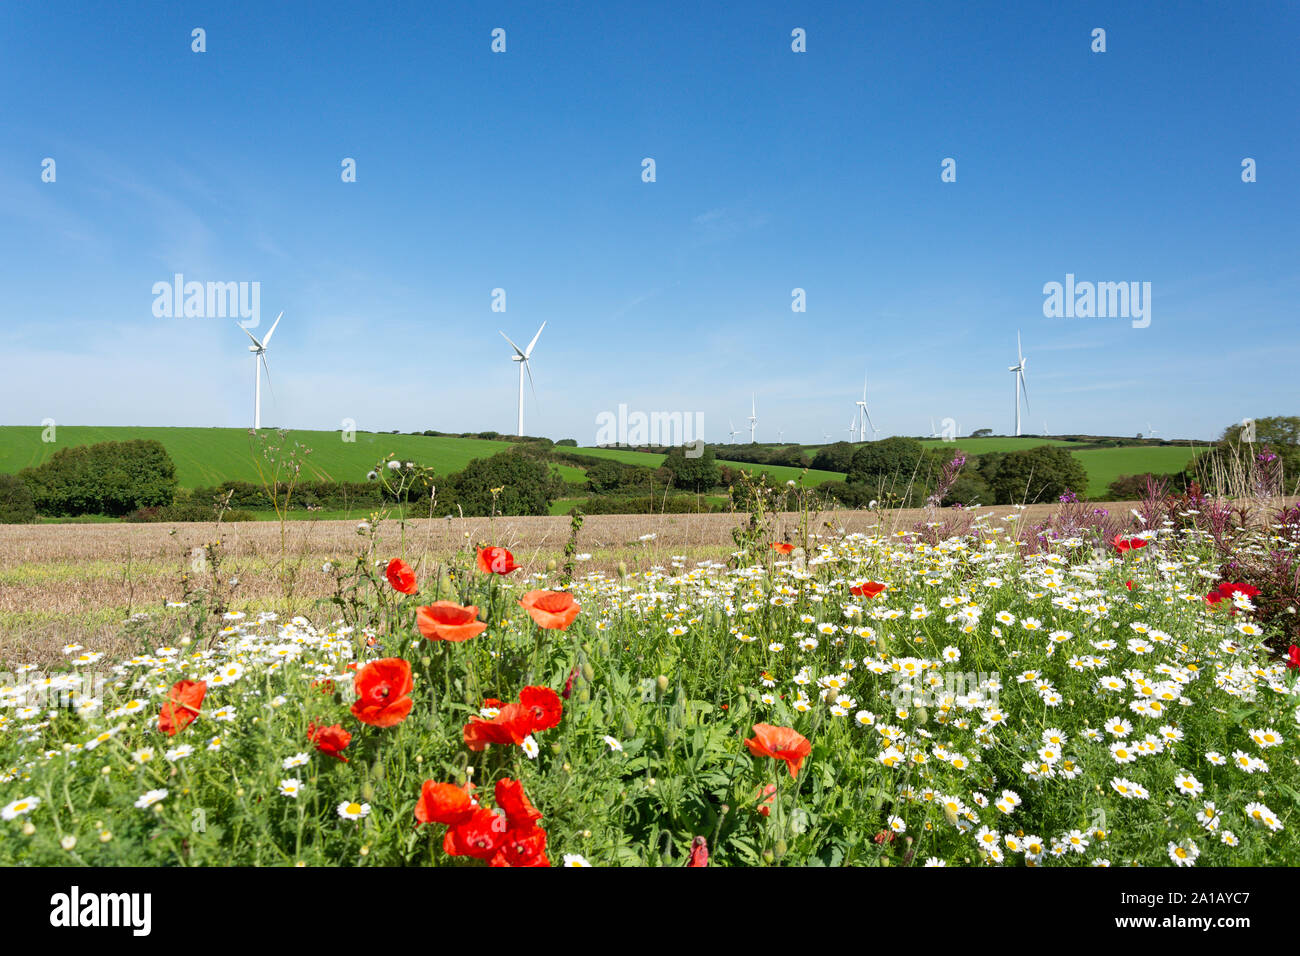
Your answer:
(0, 427), (1214, 517)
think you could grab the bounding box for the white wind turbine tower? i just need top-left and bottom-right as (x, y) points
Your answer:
(929, 417), (939, 439)
(1008, 332), (1030, 437)
(235, 312), (282, 431)
(747, 395), (758, 443)
(499, 322), (546, 437)
(855, 372), (879, 441)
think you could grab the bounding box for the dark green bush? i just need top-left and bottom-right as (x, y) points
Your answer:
(0, 473), (36, 523)
(19, 440), (178, 517)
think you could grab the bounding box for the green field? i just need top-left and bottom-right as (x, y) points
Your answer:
(577, 447), (844, 486)
(0, 427), (1210, 504)
(0, 426), (517, 489)
(1069, 445), (1205, 498)
(917, 437), (1080, 453)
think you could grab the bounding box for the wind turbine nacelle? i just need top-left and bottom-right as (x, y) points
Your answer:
(511, 355), (524, 362)
(249, 345), (261, 353)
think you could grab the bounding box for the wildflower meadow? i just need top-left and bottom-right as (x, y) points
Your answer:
(2, 473), (1297, 869)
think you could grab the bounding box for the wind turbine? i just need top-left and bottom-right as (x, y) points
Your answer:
(929, 417), (939, 439)
(235, 312), (282, 431)
(728, 419), (742, 443)
(1008, 332), (1029, 437)
(747, 395), (757, 443)
(499, 322), (545, 437)
(1146, 422), (1158, 439)
(1042, 420), (1050, 437)
(855, 373), (878, 441)
(847, 416), (857, 442)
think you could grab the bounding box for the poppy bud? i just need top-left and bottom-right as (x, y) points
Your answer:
(370, 757), (385, 781)
(622, 716), (636, 738)
(656, 675), (669, 693)
(617, 561), (628, 578)
(582, 660), (595, 682)
(563, 666), (579, 699)
(876, 632), (890, 654)
(361, 781), (375, 802)
(915, 707), (928, 724)
(774, 839), (787, 858)
(420, 656), (431, 668)
(578, 687), (590, 704)
(546, 559), (557, 572)
(762, 849), (774, 864)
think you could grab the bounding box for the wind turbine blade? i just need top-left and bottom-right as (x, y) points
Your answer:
(523, 359), (538, 407)
(1017, 331), (1023, 365)
(865, 409), (877, 434)
(260, 353), (276, 407)
(524, 321), (546, 358)
(1019, 371), (1030, 413)
(261, 311), (284, 347)
(499, 330), (526, 357)
(236, 321), (263, 348)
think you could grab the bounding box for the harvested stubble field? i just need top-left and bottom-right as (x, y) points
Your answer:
(1, 504), (1090, 664)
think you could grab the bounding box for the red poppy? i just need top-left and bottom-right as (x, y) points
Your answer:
(518, 590), (581, 630)
(416, 601), (487, 643)
(158, 680), (206, 736)
(415, 781), (475, 827)
(311, 678), (335, 694)
(1125, 580), (1134, 591)
(1112, 535), (1148, 554)
(495, 778), (543, 830)
(744, 723), (812, 779)
(519, 686), (563, 732)
(307, 721), (352, 762)
(385, 558), (418, 595)
(350, 657), (414, 728)
(477, 546), (520, 575)
(770, 542), (794, 555)
(851, 581), (887, 599)
(687, 835), (709, 867)
(443, 807), (508, 860)
(1205, 582), (1260, 604)
(1287, 646), (1300, 670)
(756, 783), (777, 818)
(873, 831), (896, 844)
(462, 686), (563, 751)
(489, 826), (550, 867)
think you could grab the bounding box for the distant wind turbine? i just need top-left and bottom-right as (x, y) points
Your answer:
(929, 417), (939, 439)
(855, 372), (879, 441)
(235, 311), (282, 431)
(1008, 332), (1030, 437)
(747, 395), (758, 443)
(499, 322), (545, 437)
(728, 419), (742, 443)
(1146, 422), (1159, 438)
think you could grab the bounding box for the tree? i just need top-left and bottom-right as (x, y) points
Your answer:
(971, 428), (993, 438)
(441, 450), (561, 516)
(810, 442), (855, 473)
(661, 446), (720, 493)
(986, 445), (1089, 504)
(0, 474), (36, 523)
(19, 440), (178, 516)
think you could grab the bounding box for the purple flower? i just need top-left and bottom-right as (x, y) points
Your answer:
(1058, 489), (1078, 504)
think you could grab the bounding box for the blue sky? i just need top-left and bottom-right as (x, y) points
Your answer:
(1, 0), (1297, 444)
